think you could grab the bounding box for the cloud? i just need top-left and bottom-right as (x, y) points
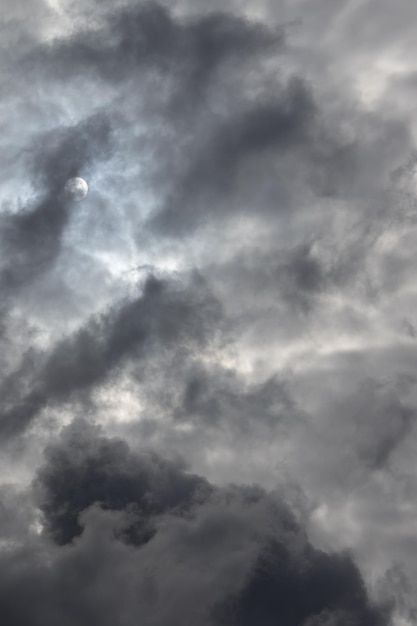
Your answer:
(30, 4), (282, 89)
(0, 420), (381, 625)
(0, 112), (113, 300)
(35, 418), (212, 546)
(2, 0), (417, 623)
(148, 76), (318, 236)
(0, 272), (223, 438)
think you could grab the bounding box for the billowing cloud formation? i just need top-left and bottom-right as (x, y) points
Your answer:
(2, 0), (417, 623)
(0, 419), (387, 626)
(36, 419), (212, 546)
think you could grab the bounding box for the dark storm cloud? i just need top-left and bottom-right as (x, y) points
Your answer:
(215, 542), (386, 626)
(0, 112), (113, 298)
(35, 418), (211, 545)
(0, 419), (387, 626)
(32, 3), (282, 90)
(0, 273), (223, 437)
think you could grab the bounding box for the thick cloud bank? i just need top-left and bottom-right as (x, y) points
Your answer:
(0, 420), (387, 626)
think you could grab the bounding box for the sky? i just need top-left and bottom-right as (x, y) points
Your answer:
(1, 0), (417, 624)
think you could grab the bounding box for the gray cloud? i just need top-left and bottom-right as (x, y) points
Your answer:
(2, 0), (417, 622)
(35, 419), (212, 546)
(148, 76), (318, 236)
(0, 420), (384, 625)
(30, 4), (282, 90)
(0, 112), (113, 301)
(0, 272), (223, 438)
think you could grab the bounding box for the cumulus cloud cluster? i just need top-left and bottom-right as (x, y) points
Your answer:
(1, 0), (417, 624)
(0, 420), (387, 626)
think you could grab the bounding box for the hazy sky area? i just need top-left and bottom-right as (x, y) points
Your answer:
(2, 0), (417, 624)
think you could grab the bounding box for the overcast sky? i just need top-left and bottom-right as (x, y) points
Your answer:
(2, 0), (417, 624)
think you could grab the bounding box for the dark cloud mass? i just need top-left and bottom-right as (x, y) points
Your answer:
(34, 4), (282, 88)
(1, 0), (417, 624)
(0, 420), (387, 625)
(35, 419), (212, 546)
